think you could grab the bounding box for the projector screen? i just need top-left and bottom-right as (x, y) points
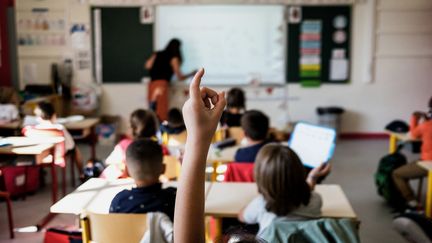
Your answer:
(155, 5), (286, 85)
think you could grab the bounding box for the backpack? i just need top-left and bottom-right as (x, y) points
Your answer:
(374, 146), (407, 210)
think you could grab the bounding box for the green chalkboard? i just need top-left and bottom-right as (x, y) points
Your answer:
(91, 7), (153, 83)
(287, 6), (351, 84)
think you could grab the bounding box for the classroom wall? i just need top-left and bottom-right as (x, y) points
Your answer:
(14, 0), (432, 133)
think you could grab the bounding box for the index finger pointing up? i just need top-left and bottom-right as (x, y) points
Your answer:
(190, 68), (205, 99)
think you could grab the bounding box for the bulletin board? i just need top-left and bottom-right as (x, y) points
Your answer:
(286, 6), (351, 85)
(91, 7), (153, 83)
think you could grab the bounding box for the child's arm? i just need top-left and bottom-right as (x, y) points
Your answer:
(174, 68), (226, 243)
(410, 112), (425, 139)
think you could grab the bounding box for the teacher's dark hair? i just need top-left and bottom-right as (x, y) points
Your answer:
(164, 38), (182, 63)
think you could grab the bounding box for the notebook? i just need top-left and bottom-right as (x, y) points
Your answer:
(288, 122), (336, 168)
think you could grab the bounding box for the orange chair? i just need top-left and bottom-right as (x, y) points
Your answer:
(223, 163), (255, 182)
(0, 191), (14, 238)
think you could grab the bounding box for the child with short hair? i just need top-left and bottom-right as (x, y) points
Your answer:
(234, 110), (270, 162)
(238, 144), (330, 235)
(109, 139), (176, 221)
(220, 87), (246, 127)
(23, 102), (83, 177)
(160, 108), (186, 135)
(393, 96), (432, 209)
(103, 109), (167, 179)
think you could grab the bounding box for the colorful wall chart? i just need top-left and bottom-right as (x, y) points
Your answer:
(286, 6), (351, 85)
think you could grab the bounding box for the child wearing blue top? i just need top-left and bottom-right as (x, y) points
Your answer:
(109, 139), (176, 221)
(234, 110), (270, 163)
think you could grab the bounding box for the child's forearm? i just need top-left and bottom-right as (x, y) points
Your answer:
(174, 138), (210, 243)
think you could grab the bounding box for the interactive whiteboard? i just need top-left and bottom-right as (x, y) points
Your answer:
(156, 5), (285, 85)
(289, 122), (336, 168)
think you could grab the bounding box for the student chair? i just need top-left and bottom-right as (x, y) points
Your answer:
(0, 191), (14, 239)
(227, 127), (245, 145)
(161, 156), (181, 181)
(22, 127), (76, 195)
(80, 213), (147, 243)
(223, 163), (255, 182)
(166, 131), (187, 146)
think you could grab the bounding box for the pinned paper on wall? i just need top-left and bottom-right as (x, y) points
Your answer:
(288, 7), (301, 24)
(140, 6), (154, 24)
(75, 50), (91, 70)
(70, 24), (89, 49)
(23, 63), (38, 84)
(330, 59), (348, 81)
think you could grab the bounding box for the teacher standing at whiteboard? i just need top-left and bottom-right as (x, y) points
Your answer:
(145, 38), (195, 121)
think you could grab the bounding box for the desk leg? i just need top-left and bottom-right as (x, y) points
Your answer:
(50, 149), (58, 204)
(90, 127), (97, 160)
(212, 162), (221, 182)
(389, 134), (398, 154)
(426, 171), (432, 218)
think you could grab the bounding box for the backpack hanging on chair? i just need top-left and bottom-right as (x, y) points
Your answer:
(374, 144), (407, 211)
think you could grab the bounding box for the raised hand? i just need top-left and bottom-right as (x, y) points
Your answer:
(182, 68), (226, 144)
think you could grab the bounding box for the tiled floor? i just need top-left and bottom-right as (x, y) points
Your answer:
(0, 139), (417, 242)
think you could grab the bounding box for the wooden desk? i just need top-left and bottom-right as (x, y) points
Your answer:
(0, 136), (63, 203)
(50, 178), (211, 215)
(0, 136), (63, 229)
(64, 118), (100, 159)
(207, 145), (240, 181)
(418, 161), (432, 218)
(205, 182), (357, 219)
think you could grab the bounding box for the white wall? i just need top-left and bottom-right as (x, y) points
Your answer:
(15, 0), (432, 133)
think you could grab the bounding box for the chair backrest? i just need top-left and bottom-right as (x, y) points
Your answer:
(81, 212), (147, 243)
(162, 156), (181, 181)
(224, 163), (255, 182)
(166, 131), (187, 146)
(22, 126), (66, 166)
(227, 127), (245, 145)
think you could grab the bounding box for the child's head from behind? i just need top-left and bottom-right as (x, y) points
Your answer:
(35, 102), (56, 121)
(241, 110), (269, 142)
(126, 139), (164, 183)
(167, 108), (184, 128)
(130, 109), (158, 139)
(255, 144), (311, 216)
(227, 88), (245, 111)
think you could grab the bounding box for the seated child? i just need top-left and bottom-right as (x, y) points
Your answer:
(103, 109), (167, 179)
(234, 110), (270, 163)
(109, 139), (176, 221)
(220, 88), (246, 127)
(238, 144), (330, 235)
(160, 108), (186, 135)
(23, 102), (83, 176)
(393, 96), (432, 209)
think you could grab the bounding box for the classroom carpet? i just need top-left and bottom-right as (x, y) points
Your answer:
(0, 139), (420, 243)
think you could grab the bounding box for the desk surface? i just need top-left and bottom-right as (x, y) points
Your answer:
(52, 179), (356, 220)
(207, 145), (240, 163)
(64, 118), (100, 130)
(205, 182), (357, 219)
(386, 130), (420, 142)
(0, 136), (61, 155)
(50, 178), (211, 215)
(418, 161), (432, 171)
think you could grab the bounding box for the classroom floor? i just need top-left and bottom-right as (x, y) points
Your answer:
(0, 139), (418, 243)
